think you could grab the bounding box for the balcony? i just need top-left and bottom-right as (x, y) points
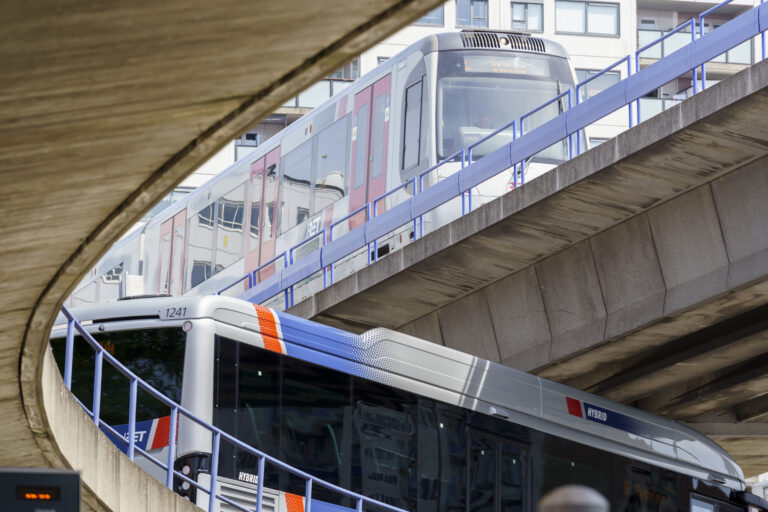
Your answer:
(637, 28), (753, 65)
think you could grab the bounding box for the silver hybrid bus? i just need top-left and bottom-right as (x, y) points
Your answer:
(51, 295), (768, 512)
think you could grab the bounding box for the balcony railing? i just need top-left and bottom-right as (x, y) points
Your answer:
(638, 28), (753, 64)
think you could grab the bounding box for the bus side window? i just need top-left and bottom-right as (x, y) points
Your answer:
(418, 401), (467, 512)
(353, 377), (417, 511)
(402, 78), (424, 171)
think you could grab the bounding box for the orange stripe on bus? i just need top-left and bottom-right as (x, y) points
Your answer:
(285, 493), (304, 512)
(253, 304), (282, 353)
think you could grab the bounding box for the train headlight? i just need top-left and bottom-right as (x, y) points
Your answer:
(499, 36), (509, 46)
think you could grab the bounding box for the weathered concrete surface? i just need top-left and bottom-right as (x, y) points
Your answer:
(288, 59), (768, 476)
(0, 1), (442, 509)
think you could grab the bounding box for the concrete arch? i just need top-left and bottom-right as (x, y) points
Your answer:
(0, 0), (442, 508)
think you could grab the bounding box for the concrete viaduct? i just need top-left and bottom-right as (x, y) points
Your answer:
(0, 1), (443, 509)
(288, 59), (768, 478)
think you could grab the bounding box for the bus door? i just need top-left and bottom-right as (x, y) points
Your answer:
(348, 74), (391, 230)
(248, 147), (281, 284)
(468, 430), (527, 512)
(157, 209), (187, 295)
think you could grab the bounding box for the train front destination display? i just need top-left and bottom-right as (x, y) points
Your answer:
(0, 467), (79, 512)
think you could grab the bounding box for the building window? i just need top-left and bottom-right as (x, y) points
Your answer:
(416, 5), (444, 26)
(329, 58), (360, 80)
(555, 1), (619, 36)
(102, 262), (124, 284)
(511, 2), (543, 32)
(457, 0), (488, 27)
(377, 56), (390, 65)
(575, 69), (620, 100)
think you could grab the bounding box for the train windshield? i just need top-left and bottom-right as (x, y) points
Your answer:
(437, 50), (575, 162)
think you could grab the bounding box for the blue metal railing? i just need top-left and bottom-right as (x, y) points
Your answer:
(224, 0), (767, 306)
(59, 305), (407, 512)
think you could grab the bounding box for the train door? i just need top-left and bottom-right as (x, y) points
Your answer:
(247, 147), (281, 282)
(246, 156), (265, 283)
(157, 209), (187, 294)
(348, 74), (391, 229)
(169, 210), (186, 295)
(467, 430), (527, 512)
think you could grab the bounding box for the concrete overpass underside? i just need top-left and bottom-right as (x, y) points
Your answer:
(0, 1), (442, 509)
(289, 59), (768, 477)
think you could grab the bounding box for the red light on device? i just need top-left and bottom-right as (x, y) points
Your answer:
(17, 486), (60, 501)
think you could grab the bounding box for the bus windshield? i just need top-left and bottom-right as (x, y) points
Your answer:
(50, 327), (186, 427)
(436, 50), (576, 162)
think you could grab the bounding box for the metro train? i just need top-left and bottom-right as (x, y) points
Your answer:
(68, 29), (579, 308)
(50, 295), (768, 512)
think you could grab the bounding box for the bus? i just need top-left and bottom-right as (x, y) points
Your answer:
(68, 30), (580, 308)
(50, 295), (767, 512)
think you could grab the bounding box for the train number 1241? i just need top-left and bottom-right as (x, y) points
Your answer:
(163, 307), (187, 319)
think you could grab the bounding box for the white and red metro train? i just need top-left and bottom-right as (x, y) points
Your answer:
(69, 30), (579, 307)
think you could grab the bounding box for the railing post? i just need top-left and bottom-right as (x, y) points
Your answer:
(256, 456), (265, 512)
(127, 379), (137, 461)
(373, 201), (379, 262)
(366, 204), (372, 266)
(635, 53), (642, 124)
(763, 0), (767, 59)
(64, 318), (75, 390)
(92, 351), (103, 426)
(567, 90), (574, 158)
(305, 478), (313, 512)
(208, 431), (220, 512)
(166, 407), (178, 490)
(356, 498), (364, 512)
(626, 58), (633, 128)
(693, 19), (700, 94)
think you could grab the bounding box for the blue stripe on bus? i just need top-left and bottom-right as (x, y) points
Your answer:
(581, 401), (654, 437)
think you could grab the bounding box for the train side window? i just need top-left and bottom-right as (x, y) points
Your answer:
(263, 163), (277, 242)
(353, 105), (369, 190)
(281, 140), (314, 233)
(314, 116), (349, 213)
(215, 183), (246, 272)
(190, 261), (212, 288)
(187, 200), (216, 288)
(370, 92), (387, 179)
(403, 79), (423, 171)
